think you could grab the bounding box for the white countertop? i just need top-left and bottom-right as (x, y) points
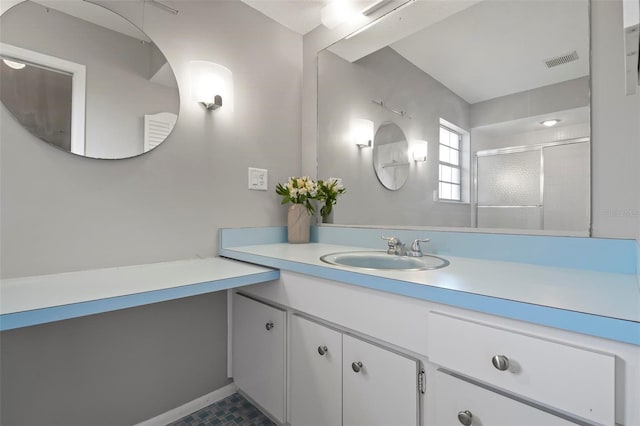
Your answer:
(0, 258), (278, 330)
(221, 243), (639, 322)
(220, 243), (640, 338)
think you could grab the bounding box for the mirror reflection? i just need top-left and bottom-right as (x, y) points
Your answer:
(0, 0), (180, 159)
(318, 0), (590, 234)
(373, 121), (410, 190)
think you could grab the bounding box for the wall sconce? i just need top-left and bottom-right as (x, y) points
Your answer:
(2, 58), (26, 69)
(321, 0), (360, 29)
(190, 60), (233, 111)
(411, 140), (428, 162)
(351, 118), (374, 148)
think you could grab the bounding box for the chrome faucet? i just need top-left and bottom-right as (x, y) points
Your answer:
(381, 236), (430, 257)
(382, 236), (407, 255)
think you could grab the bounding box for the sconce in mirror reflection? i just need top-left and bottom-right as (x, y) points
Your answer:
(411, 140), (428, 162)
(2, 58), (25, 69)
(190, 60), (233, 111)
(352, 118), (374, 148)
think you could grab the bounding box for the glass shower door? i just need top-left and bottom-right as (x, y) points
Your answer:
(476, 150), (542, 230)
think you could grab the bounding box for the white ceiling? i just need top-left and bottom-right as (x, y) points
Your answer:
(239, 0), (384, 35)
(327, 0), (482, 63)
(29, 0), (590, 105)
(473, 106), (590, 139)
(240, 0), (326, 35)
(243, 0), (589, 104)
(391, 0), (589, 104)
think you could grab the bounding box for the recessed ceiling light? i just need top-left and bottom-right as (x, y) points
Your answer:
(541, 119), (561, 127)
(2, 59), (26, 70)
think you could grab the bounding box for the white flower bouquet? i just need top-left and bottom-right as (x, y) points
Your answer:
(317, 177), (346, 222)
(275, 176), (318, 215)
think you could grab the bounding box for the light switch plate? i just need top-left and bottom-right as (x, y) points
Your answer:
(248, 167), (268, 191)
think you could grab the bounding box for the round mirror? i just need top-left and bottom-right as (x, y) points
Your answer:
(372, 121), (410, 190)
(0, 0), (180, 159)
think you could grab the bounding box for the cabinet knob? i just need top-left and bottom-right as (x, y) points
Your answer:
(351, 361), (363, 373)
(265, 321), (274, 331)
(457, 410), (473, 426)
(491, 354), (509, 371)
(317, 345), (329, 356)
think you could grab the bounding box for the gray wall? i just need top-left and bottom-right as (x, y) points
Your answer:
(469, 76), (591, 186)
(469, 77), (590, 128)
(1, 293), (228, 426)
(318, 47), (471, 227)
(0, 0), (302, 425)
(304, 0), (640, 239)
(587, 0), (639, 238)
(1, 1), (180, 159)
(472, 123), (590, 152)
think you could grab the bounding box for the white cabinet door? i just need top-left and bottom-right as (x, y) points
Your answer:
(290, 315), (342, 426)
(432, 370), (578, 426)
(232, 293), (286, 423)
(343, 334), (419, 426)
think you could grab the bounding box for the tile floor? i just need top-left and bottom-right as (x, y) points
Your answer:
(169, 393), (275, 426)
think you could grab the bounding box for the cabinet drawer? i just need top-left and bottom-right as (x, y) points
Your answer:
(432, 370), (577, 426)
(427, 312), (615, 425)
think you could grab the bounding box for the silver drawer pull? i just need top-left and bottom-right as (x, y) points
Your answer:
(265, 321), (274, 331)
(317, 345), (329, 356)
(491, 354), (509, 371)
(457, 410), (473, 426)
(351, 361), (363, 373)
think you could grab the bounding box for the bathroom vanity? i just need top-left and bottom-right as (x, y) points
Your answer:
(220, 227), (640, 426)
(1, 227), (637, 426)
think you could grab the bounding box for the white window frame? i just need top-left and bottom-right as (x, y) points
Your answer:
(437, 118), (470, 204)
(439, 123), (462, 201)
(0, 42), (86, 155)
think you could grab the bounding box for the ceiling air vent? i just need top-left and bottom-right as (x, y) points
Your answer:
(544, 51), (579, 68)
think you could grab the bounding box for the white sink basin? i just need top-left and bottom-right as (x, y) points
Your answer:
(320, 251), (449, 271)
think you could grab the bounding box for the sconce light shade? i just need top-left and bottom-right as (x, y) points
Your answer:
(411, 140), (428, 162)
(3, 59), (26, 69)
(321, 0), (361, 29)
(352, 118), (374, 148)
(190, 60), (233, 111)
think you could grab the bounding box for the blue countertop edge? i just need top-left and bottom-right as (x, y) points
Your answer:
(0, 270), (280, 332)
(220, 248), (640, 346)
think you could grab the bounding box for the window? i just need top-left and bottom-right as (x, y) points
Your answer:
(439, 125), (462, 201)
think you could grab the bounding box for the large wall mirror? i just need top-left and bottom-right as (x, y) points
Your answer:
(0, 0), (180, 159)
(318, 0), (591, 235)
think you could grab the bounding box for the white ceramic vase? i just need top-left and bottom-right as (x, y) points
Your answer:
(287, 204), (311, 243)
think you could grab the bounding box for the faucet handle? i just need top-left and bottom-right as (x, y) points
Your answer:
(382, 236), (402, 254)
(410, 238), (430, 253)
(381, 236), (401, 245)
